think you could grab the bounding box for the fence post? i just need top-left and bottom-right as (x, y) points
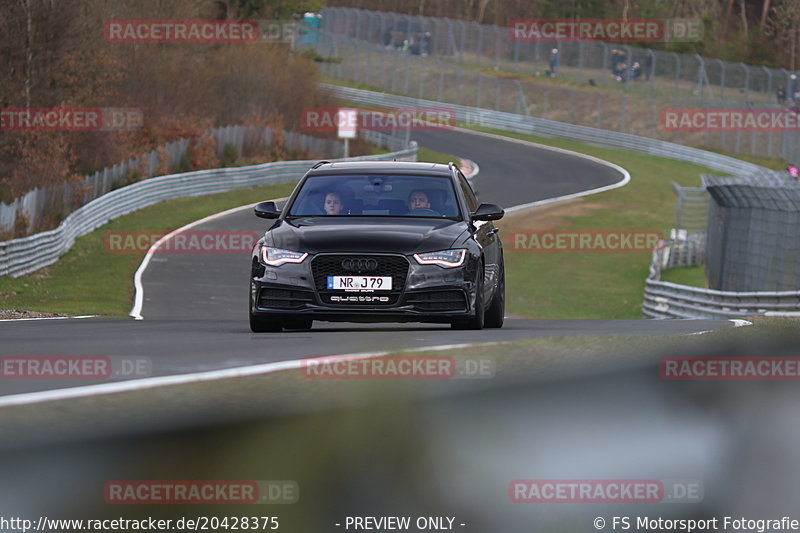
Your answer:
(437, 57), (446, 102)
(740, 63), (750, 104)
(459, 20), (467, 64)
(403, 50), (411, 94)
(599, 42), (608, 84)
(494, 26), (502, 68)
(694, 54), (706, 103)
(763, 65), (773, 100)
(672, 53), (681, 102)
(716, 59), (726, 104)
(763, 66), (774, 159)
(515, 81), (529, 116)
(476, 23), (484, 66)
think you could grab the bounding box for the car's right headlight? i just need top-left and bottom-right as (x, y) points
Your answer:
(260, 246), (308, 267)
(413, 249), (467, 268)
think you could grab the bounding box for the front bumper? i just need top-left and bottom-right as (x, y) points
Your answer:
(250, 252), (479, 323)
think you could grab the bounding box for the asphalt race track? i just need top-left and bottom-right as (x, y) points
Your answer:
(0, 128), (735, 398)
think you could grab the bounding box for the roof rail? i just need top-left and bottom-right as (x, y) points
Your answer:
(312, 160), (331, 169)
(448, 161), (458, 173)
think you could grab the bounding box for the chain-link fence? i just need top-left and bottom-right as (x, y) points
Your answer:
(702, 173), (800, 292)
(314, 7), (800, 164)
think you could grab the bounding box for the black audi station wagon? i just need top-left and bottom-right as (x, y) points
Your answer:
(249, 161), (505, 332)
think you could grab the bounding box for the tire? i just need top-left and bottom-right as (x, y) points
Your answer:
(283, 318), (313, 331)
(249, 312), (282, 333)
(484, 266), (505, 329)
(452, 266), (485, 330)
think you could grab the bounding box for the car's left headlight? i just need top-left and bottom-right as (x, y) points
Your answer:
(413, 249), (467, 268)
(260, 246), (308, 266)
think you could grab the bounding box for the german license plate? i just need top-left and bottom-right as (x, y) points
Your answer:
(327, 276), (392, 291)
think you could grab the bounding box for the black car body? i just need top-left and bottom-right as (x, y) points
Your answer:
(249, 161), (505, 332)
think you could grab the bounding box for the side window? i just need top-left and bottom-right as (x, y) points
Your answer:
(458, 172), (478, 212)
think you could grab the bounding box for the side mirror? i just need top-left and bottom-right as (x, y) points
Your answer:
(471, 203), (504, 221)
(254, 201), (281, 219)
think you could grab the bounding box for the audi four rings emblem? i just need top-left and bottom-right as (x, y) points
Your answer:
(341, 258), (378, 272)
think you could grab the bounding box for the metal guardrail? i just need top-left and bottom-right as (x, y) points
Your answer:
(322, 84), (770, 177)
(0, 125), (351, 236)
(0, 140), (418, 278)
(322, 83), (800, 319)
(644, 243), (800, 319)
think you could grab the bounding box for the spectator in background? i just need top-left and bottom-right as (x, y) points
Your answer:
(778, 87), (787, 105)
(611, 49), (626, 77)
(548, 48), (559, 77)
(632, 62), (642, 81)
(790, 74), (799, 103)
(787, 164), (799, 179)
(616, 62), (628, 82)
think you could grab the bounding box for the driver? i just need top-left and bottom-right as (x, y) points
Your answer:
(407, 190), (431, 211)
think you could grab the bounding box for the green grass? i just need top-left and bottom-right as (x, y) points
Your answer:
(660, 265), (707, 287)
(453, 124), (719, 318)
(0, 182), (297, 316)
(418, 147), (458, 165)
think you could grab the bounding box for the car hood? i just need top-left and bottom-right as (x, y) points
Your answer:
(266, 217), (468, 254)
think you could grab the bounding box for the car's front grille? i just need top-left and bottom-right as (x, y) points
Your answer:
(311, 254), (410, 292)
(258, 288), (315, 309)
(406, 290), (467, 312)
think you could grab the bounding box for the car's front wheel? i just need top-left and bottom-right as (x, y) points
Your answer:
(484, 266), (505, 329)
(249, 312), (282, 333)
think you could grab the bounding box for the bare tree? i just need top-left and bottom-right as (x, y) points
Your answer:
(767, 0), (800, 69)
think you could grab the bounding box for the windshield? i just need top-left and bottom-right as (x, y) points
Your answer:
(287, 174), (461, 218)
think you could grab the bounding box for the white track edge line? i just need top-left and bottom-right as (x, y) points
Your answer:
(0, 342), (503, 407)
(9, 135), (629, 405)
(0, 315), (97, 322)
(445, 126), (631, 213)
(129, 199), (287, 320)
